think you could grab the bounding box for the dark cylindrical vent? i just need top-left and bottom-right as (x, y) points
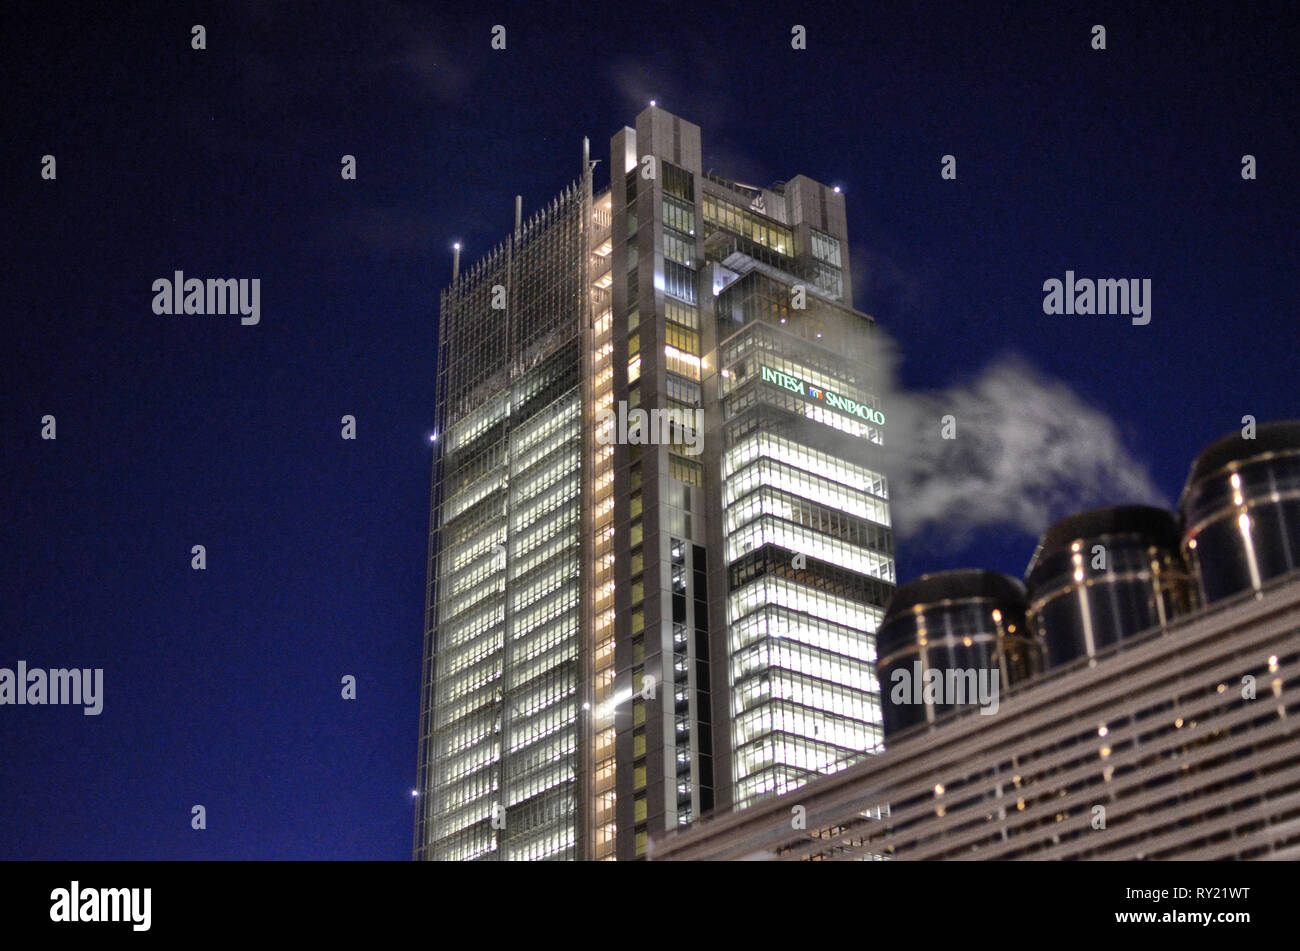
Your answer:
(1181, 421), (1300, 605)
(876, 570), (1034, 740)
(1025, 505), (1194, 670)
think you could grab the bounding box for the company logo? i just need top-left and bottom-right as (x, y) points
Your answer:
(759, 365), (885, 426)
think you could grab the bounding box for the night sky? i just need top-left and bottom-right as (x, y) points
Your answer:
(2, 1), (1294, 859)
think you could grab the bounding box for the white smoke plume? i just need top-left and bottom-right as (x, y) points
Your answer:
(874, 344), (1167, 545)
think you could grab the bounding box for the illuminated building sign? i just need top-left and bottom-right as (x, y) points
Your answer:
(760, 364), (885, 426)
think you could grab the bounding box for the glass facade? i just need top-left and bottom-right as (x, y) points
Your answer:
(415, 179), (590, 861)
(713, 268), (892, 808)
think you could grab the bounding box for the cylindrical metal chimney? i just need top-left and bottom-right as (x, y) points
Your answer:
(876, 570), (1034, 740)
(1181, 420), (1300, 604)
(1025, 505), (1193, 670)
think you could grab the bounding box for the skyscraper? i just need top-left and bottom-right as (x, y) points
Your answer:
(414, 107), (894, 861)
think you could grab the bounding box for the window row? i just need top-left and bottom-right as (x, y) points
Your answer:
(438, 603), (505, 654)
(664, 231), (695, 267)
(665, 321), (700, 355)
(442, 470), (506, 525)
(733, 697), (878, 751)
(663, 195), (696, 236)
(729, 604), (872, 665)
(725, 456), (889, 526)
(438, 573), (505, 628)
(727, 526), (895, 595)
(510, 530), (578, 587)
(723, 431), (889, 497)
(726, 485), (893, 555)
(663, 162), (695, 201)
(731, 638), (877, 696)
(666, 373), (702, 406)
(663, 259), (697, 304)
(812, 262), (843, 300)
(665, 344), (701, 381)
(665, 298), (699, 330)
(734, 673), (881, 736)
(669, 454), (703, 487)
(808, 228), (842, 266)
(728, 575), (882, 635)
(733, 731), (852, 780)
(702, 193), (793, 254)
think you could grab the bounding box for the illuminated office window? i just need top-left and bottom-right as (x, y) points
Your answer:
(664, 232), (693, 266)
(669, 454), (703, 487)
(665, 299), (698, 330)
(809, 228), (842, 266)
(665, 322), (699, 355)
(663, 195), (695, 235)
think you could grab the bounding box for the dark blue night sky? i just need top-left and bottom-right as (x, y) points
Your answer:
(2, 0), (1295, 858)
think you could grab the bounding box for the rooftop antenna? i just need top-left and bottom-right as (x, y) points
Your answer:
(515, 196), (522, 237)
(452, 242), (461, 282)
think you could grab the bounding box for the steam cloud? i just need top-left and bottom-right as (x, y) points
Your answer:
(874, 345), (1166, 544)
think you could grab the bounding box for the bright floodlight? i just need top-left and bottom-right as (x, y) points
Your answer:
(649, 99), (656, 106)
(453, 241), (461, 250)
(833, 186), (841, 193)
